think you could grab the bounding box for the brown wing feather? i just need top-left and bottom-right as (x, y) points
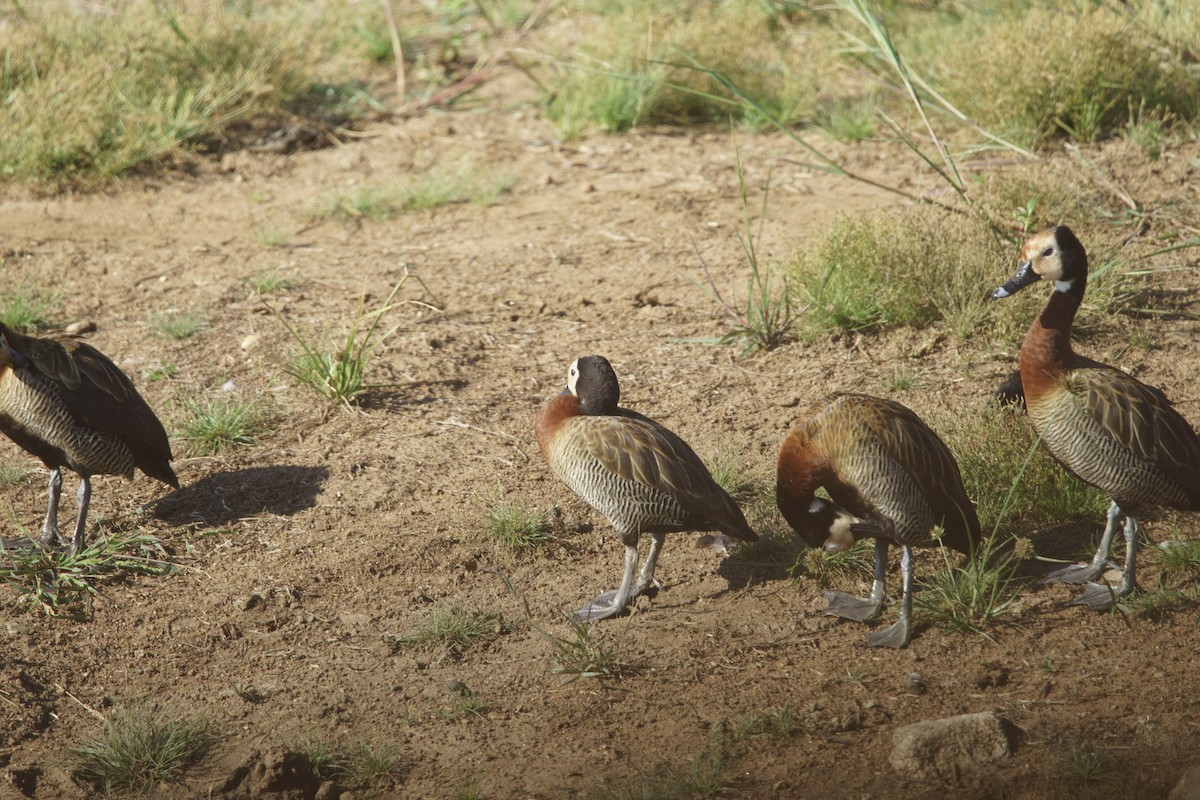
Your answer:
(579, 411), (753, 538)
(858, 395), (981, 551)
(1072, 368), (1200, 494)
(4, 326), (177, 487)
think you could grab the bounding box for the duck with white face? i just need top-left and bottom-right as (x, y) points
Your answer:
(992, 225), (1200, 609)
(536, 355), (757, 622)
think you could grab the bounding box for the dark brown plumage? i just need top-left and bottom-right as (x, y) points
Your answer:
(536, 355), (756, 622)
(993, 226), (1200, 607)
(0, 324), (178, 553)
(776, 393), (981, 648)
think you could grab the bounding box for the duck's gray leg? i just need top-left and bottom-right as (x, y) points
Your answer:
(825, 538), (888, 622)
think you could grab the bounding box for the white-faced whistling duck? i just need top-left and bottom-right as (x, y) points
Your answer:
(776, 393), (982, 648)
(0, 324), (178, 554)
(992, 225), (1200, 608)
(536, 355), (757, 622)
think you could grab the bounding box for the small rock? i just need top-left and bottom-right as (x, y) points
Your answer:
(240, 333), (261, 351)
(905, 671), (926, 694)
(239, 593), (265, 612)
(890, 711), (1018, 782)
(1169, 766), (1200, 800)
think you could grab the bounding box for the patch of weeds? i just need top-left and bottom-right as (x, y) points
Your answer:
(703, 437), (758, 502)
(1123, 587), (1197, 622)
(697, 156), (794, 355)
(727, 705), (800, 741)
(455, 778), (485, 800)
(915, 534), (1022, 637)
(1057, 741), (1116, 790)
(277, 271), (426, 406)
(0, 3), (360, 186)
(150, 311), (208, 340)
(0, 462), (29, 487)
(724, 524), (807, 574)
(791, 539), (874, 585)
(546, 616), (632, 679)
(299, 737), (405, 786)
(1, 531), (171, 615)
(934, 403), (1108, 534)
(882, 366), (923, 393)
(441, 685), (488, 719)
(70, 709), (215, 794)
(901, 5), (1199, 147)
(145, 362), (179, 383)
(587, 751), (733, 800)
(485, 489), (552, 555)
(789, 207), (1011, 340)
(176, 393), (272, 456)
(388, 606), (504, 659)
(316, 162), (514, 220)
(245, 268), (300, 294)
(544, 1), (830, 137)
(0, 282), (58, 332)
(812, 93), (877, 142)
(1155, 539), (1200, 576)
(255, 225), (296, 249)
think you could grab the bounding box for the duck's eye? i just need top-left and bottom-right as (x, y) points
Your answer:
(1041, 247), (1054, 257)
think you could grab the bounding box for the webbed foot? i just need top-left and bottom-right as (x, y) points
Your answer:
(865, 617), (910, 649)
(824, 591), (885, 623)
(572, 590), (627, 624)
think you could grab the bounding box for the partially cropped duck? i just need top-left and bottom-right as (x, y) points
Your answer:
(0, 324), (178, 554)
(776, 393), (981, 648)
(992, 226), (1200, 608)
(536, 355), (756, 622)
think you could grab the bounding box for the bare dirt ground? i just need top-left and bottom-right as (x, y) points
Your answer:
(2, 63), (1200, 800)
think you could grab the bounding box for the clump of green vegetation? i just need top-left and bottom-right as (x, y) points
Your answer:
(70, 709), (215, 794)
(726, 705), (801, 741)
(936, 403), (1108, 534)
(176, 393), (272, 455)
(317, 162), (514, 220)
(0, 462), (29, 487)
(789, 207), (1012, 340)
(0, 3), (360, 186)
(1, 531), (170, 615)
(299, 737), (406, 786)
(245, 268), (301, 294)
(904, 5), (1198, 147)
(278, 273), (422, 405)
(388, 606), (504, 659)
(915, 534), (1022, 636)
(485, 490), (553, 555)
(146, 362), (179, 383)
(546, 615), (633, 679)
(586, 752), (733, 800)
(1057, 741), (1117, 790)
(703, 437), (759, 502)
(0, 281), (59, 332)
(544, 0), (831, 138)
(150, 311), (208, 340)
(812, 93), (877, 142)
(792, 539), (875, 587)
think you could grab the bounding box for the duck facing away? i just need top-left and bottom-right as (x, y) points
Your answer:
(0, 324), (178, 554)
(536, 355), (757, 623)
(992, 226), (1200, 608)
(776, 393), (982, 648)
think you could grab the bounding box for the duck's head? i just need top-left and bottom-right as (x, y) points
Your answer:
(566, 355), (620, 415)
(794, 497), (862, 552)
(991, 225), (1088, 300)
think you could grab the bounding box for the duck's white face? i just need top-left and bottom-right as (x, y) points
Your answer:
(566, 358), (581, 395)
(1021, 229), (1072, 291)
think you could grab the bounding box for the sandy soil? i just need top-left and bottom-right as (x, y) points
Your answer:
(1, 64), (1199, 800)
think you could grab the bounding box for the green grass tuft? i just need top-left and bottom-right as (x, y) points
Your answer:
(389, 606), (504, 659)
(1, 531), (171, 615)
(317, 162), (514, 221)
(0, 282), (59, 332)
(485, 491), (553, 555)
(277, 272), (422, 405)
(176, 393), (271, 456)
(150, 311), (208, 340)
(915, 534), (1022, 637)
(586, 752), (733, 800)
(70, 710), (215, 794)
(546, 615), (632, 679)
(245, 268), (300, 294)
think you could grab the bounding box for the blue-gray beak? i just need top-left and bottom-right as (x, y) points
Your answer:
(992, 259), (1039, 300)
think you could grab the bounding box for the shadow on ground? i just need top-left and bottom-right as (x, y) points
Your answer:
(152, 465), (329, 527)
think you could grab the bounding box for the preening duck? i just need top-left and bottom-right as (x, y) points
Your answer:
(992, 225), (1200, 608)
(536, 355), (756, 622)
(776, 393), (981, 648)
